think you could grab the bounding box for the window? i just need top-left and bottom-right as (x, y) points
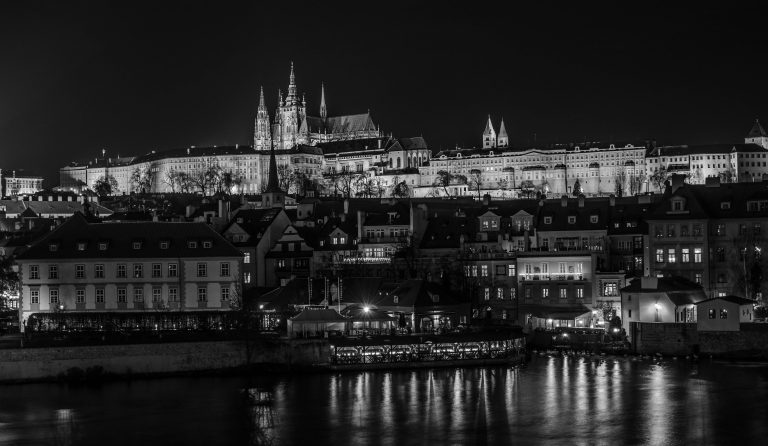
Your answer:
(221, 287), (230, 301)
(98, 242), (108, 251)
(484, 288), (490, 301)
(695, 273), (702, 284)
(77, 242), (86, 251)
(525, 287), (531, 299)
(655, 249), (664, 263)
(49, 289), (59, 304)
(542, 288), (549, 299)
(496, 265), (506, 276)
(713, 224), (726, 236)
(96, 289), (104, 303)
(29, 265), (39, 280)
(152, 263), (161, 278)
(117, 288), (127, 303)
(544, 216), (552, 224)
(168, 263), (178, 278)
(169, 287), (179, 302)
(672, 201), (682, 211)
(244, 253), (251, 264)
(680, 225), (689, 237)
(160, 241), (169, 250)
(95, 264), (104, 279)
(590, 215), (598, 224)
(76, 289), (85, 304)
(568, 216), (576, 224)
(628, 309), (632, 318)
(244, 273), (251, 284)
(693, 224), (702, 236)
(497, 287), (504, 300)
(754, 223), (762, 236)
(694, 248), (702, 263)
(188, 241), (197, 249)
(198, 287), (207, 302)
(117, 264), (127, 278)
(197, 263), (207, 277)
(30, 290), (39, 304)
(132, 241), (142, 250)
(152, 288), (162, 303)
(203, 241), (212, 249)
(134, 288), (144, 303)
(739, 224), (747, 236)
(603, 283), (618, 296)
(668, 249), (676, 263)
(708, 309), (716, 319)
(681, 248), (690, 263)
(559, 287), (567, 299)
(133, 263), (143, 278)
(49, 244), (58, 252)
(576, 287), (584, 298)
(75, 264), (85, 279)
(220, 262), (230, 277)
(49, 265), (58, 279)
(720, 308), (728, 319)
(481, 265), (488, 277)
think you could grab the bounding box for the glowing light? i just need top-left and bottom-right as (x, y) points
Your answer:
(654, 303), (661, 310)
(363, 306), (370, 313)
(259, 304), (264, 310)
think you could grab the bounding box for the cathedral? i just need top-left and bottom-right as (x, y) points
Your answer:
(254, 63), (381, 151)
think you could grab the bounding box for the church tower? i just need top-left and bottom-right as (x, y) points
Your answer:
(275, 62), (307, 150)
(497, 118), (509, 148)
(482, 115), (497, 149)
(262, 144), (285, 209)
(254, 86), (271, 151)
(746, 118), (768, 149)
(320, 83), (327, 119)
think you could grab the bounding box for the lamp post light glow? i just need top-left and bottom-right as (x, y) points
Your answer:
(363, 306), (370, 313)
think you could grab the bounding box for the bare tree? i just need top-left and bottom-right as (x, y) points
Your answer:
(468, 169), (483, 199)
(649, 166), (669, 192)
(614, 169), (627, 197)
(628, 171), (645, 195)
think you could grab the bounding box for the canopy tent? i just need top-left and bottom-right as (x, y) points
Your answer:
(287, 309), (348, 338)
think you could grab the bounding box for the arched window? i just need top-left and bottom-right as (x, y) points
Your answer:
(397, 158), (401, 168)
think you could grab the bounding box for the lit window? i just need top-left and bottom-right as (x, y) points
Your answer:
(559, 288), (567, 299)
(694, 248), (702, 263)
(542, 288), (549, 299)
(576, 287), (584, 298)
(117, 264), (127, 278)
(720, 308), (728, 319)
(188, 241), (197, 248)
(497, 287), (504, 300)
(481, 265), (488, 277)
(668, 249), (676, 263)
(656, 249), (664, 263)
(708, 309), (716, 319)
(160, 241), (169, 249)
(98, 242), (108, 251)
(169, 288), (179, 302)
(244, 272), (251, 284)
(681, 248), (690, 263)
(244, 252), (251, 264)
(168, 263), (178, 278)
(197, 263), (207, 277)
(484, 288), (490, 301)
(77, 242), (86, 251)
(203, 241), (212, 249)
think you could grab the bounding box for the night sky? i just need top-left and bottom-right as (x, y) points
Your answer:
(2, 1), (767, 185)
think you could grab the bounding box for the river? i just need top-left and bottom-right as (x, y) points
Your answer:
(0, 356), (766, 445)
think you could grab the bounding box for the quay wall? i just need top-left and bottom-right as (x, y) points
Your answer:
(630, 322), (698, 356)
(698, 324), (768, 358)
(0, 339), (329, 383)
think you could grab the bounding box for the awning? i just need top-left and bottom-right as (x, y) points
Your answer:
(524, 305), (592, 320)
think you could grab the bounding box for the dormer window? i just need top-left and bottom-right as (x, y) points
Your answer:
(188, 241), (198, 249)
(132, 241), (142, 250)
(720, 201), (731, 210)
(544, 216), (553, 224)
(77, 242), (87, 251)
(98, 242), (108, 251)
(160, 241), (169, 250)
(203, 241), (212, 249)
(431, 294), (440, 303)
(672, 200), (684, 211)
(49, 243), (58, 252)
(393, 295), (399, 304)
(590, 215), (598, 224)
(568, 216), (577, 224)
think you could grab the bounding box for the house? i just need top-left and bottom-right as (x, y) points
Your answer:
(15, 213), (243, 330)
(695, 295), (755, 331)
(620, 276), (707, 334)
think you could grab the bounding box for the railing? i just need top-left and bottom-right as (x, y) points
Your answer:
(519, 274), (586, 281)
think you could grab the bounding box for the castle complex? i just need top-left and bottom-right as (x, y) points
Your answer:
(57, 64), (768, 199)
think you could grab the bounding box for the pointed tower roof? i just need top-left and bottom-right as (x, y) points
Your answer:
(258, 86), (267, 111)
(320, 83), (327, 119)
(498, 118), (508, 138)
(265, 145), (282, 193)
(483, 115), (496, 136)
(286, 61), (298, 105)
(747, 119), (768, 138)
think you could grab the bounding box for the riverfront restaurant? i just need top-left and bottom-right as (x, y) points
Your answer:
(524, 304), (593, 330)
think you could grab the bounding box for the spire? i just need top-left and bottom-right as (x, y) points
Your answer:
(497, 118), (509, 148)
(747, 118), (768, 138)
(320, 82), (327, 119)
(482, 115), (497, 149)
(266, 145), (281, 193)
(258, 86), (266, 111)
(286, 61), (298, 105)
(254, 86), (271, 151)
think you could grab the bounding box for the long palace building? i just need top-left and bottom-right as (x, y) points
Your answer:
(59, 64), (768, 198)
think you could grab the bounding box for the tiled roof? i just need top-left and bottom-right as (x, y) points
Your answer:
(0, 200), (113, 217)
(16, 213), (241, 260)
(747, 120), (768, 138)
(653, 143), (768, 156)
(695, 295), (755, 306)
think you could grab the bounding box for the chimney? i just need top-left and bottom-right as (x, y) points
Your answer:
(578, 195), (585, 207)
(482, 194), (490, 206)
(609, 194), (616, 207)
(705, 176), (720, 188)
(670, 174), (685, 194)
(640, 276), (658, 290)
(561, 195), (568, 207)
(186, 205), (195, 218)
(218, 199), (225, 218)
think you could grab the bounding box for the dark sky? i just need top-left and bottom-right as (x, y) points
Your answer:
(2, 1), (768, 185)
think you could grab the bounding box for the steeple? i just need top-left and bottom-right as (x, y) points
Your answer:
(482, 115), (497, 149)
(497, 118), (509, 148)
(320, 83), (327, 119)
(262, 144), (285, 208)
(746, 118), (768, 149)
(253, 86), (272, 151)
(286, 62), (298, 105)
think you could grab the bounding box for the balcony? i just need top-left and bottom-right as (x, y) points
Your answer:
(360, 236), (409, 244)
(459, 251), (517, 260)
(519, 274), (586, 282)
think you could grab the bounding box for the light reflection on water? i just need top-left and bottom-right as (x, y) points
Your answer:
(0, 357), (766, 445)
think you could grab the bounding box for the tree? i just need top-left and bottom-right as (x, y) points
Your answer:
(129, 166), (155, 194)
(649, 166), (669, 192)
(391, 180), (411, 198)
(0, 258), (19, 310)
(572, 179), (582, 197)
(468, 169), (483, 200)
(433, 170), (469, 197)
(93, 175), (118, 197)
(277, 164), (294, 193)
(614, 170), (627, 197)
(628, 172), (645, 195)
(162, 169), (181, 193)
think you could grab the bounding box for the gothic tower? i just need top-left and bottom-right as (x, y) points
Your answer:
(262, 143), (285, 209)
(497, 118), (509, 148)
(483, 115), (497, 149)
(746, 118), (768, 149)
(254, 86), (271, 151)
(275, 62), (307, 150)
(320, 83), (327, 119)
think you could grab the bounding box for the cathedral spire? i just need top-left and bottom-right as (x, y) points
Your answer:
(482, 115), (497, 149)
(286, 61), (298, 105)
(254, 86), (271, 151)
(258, 86), (266, 111)
(262, 143), (285, 208)
(320, 82), (327, 119)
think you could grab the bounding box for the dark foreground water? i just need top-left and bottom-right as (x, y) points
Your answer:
(1, 356), (767, 445)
